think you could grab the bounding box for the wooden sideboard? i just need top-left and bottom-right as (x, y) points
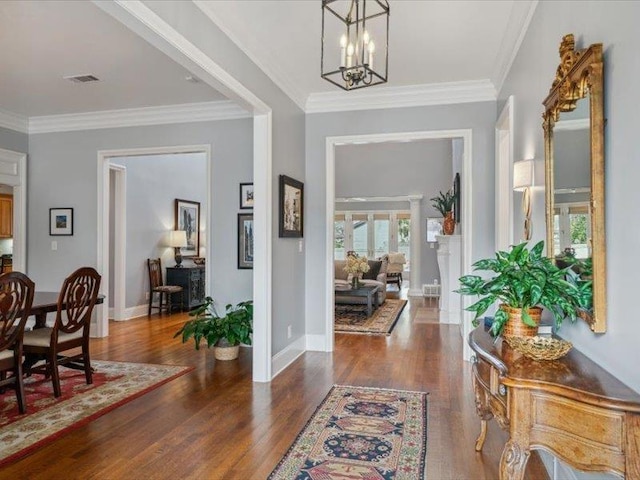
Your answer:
(469, 327), (640, 480)
(166, 266), (206, 311)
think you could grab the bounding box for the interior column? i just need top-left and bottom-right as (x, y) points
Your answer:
(408, 195), (423, 296)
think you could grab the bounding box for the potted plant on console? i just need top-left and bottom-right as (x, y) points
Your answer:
(456, 241), (587, 338)
(430, 190), (456, 235)
(175, 297), (253, 360)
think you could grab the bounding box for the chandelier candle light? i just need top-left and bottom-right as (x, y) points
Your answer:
(321, 0), (389, 90)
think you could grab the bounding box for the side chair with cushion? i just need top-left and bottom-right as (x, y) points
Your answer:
(23, 267), (101, 398)
(147, 258), (183, 315)
(0, 272), (35, 413)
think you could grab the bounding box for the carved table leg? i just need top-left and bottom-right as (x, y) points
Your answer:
(500, 440), (530, 480)
(475, 419), (488, 452)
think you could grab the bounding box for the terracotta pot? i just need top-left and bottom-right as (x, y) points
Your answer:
(443, 211), (455, 235)
(501, 305), (542, 338)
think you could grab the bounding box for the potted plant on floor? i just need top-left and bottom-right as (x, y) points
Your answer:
(175, 297), (253, 360)
(456, 241), (587, 337)
(430, 190), (456, 234)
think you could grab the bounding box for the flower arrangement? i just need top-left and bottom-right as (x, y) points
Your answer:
(344, 252), (370, 288)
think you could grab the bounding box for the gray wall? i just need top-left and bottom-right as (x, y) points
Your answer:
(115, 153), (207, 309)
(305, 102), (496, 337)
(146, 1), (306, 356)
(0, 126), (28, 154)
(27, 118), (253, 311)
(334, 140), (454, 285)
(554, 128), (590, 190)
(499, 0), (640, 395)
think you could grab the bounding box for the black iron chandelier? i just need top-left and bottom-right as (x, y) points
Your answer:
(321, 0), (389, 91)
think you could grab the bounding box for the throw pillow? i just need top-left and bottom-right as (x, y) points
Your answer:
(362, 260), (382, 280)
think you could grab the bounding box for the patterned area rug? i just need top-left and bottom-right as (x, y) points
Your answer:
(0, 360), (192, 467)
(335, 299), (407, 335)
(269, 385), (428, 480)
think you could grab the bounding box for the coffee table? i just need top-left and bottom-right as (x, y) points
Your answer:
(334, 284), (380, 317)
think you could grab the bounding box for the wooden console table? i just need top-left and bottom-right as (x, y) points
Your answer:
(469, 327), (640, 480)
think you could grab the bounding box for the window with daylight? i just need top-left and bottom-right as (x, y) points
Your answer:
(553, 202), (591, 258)
(334, 210), (410, 269)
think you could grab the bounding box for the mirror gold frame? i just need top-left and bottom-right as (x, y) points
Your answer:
(543, 34), (606, 333)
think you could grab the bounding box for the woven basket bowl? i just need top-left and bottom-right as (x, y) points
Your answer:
(504, 336), (572, 361)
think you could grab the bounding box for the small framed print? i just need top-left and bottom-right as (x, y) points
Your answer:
(426, 217), (443, 243)
(279, 175), (304, 238)
(50, 208), (74, 236)
(240, 183), (254, 209)
(238, 213), (254, 269)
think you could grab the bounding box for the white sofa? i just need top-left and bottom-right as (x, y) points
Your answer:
(334, 258), (387, 305)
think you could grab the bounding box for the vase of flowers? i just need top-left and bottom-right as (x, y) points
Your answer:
(344, 253), (370, 289)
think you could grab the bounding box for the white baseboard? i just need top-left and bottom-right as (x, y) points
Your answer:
(271, 335), (306, 379)
(306, 334), (328, 352)
(439, 309), (462, 324)
(109, 304), (148, 321)
(408, 288), (423, 297)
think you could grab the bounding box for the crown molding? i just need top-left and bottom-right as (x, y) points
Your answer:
(492, 0), (539, 93)
(28, 101), (250, 134)
(554, 118), (590, 131)
(0, 108), (29, 134)
(194, 0), (308, 112)
(306, 80), (497, 114)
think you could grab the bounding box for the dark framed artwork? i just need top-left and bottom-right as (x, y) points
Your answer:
(279, 175), (304, 238)
(453, 172), (461, 224)
(174, 199), (200, 257)
(49, 208), (74, 236)
(238, 213), (254, 269)
(239, 182), (254, 209)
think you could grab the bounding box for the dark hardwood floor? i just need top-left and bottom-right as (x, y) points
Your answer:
(1, 287), (547, 479)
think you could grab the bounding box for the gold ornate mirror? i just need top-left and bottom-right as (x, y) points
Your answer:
(543, 34), (606, 332)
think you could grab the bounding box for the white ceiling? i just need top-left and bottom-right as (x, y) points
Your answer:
(0, 1), (225, 117)
(0, 0), (536, 120)
(196, 0), (536, 107)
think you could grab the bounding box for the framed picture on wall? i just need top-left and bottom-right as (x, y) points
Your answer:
(174, 199), (200, 257)
(426, 217), (443, 243)
(240, 183), (254, 209)
(453, 172), (461, 224)
(238, 213), (254, 269)
(279, 175), (304, 238)
(50, 208), (74, 236)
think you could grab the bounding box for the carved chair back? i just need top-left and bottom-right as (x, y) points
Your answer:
(0, 272), (35, 351)
(54, 267), (101, 335)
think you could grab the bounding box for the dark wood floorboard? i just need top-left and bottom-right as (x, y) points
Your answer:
(1, 287), (548, 479)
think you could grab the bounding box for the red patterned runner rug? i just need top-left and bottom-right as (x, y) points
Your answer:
(269, 385), (428, 480)
(0, 360), (192, 467)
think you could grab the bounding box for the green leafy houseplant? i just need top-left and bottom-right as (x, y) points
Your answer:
(456, 241), (587, 337)
(174, 297), (253, 355)
(430, 190), (455, 216)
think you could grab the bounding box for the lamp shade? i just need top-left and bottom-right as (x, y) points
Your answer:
(168, 230), (188, 248)
(513, 159), (535, 191)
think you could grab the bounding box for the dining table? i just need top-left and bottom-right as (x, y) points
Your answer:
(30, 291), (105, 329)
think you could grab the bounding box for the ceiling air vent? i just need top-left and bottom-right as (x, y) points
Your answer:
(64, 74), (100, 84)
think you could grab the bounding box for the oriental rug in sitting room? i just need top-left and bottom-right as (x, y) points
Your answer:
(335, 299), (407, 335)
(269, 385), (428, 480)
(0, 360), (192, 467)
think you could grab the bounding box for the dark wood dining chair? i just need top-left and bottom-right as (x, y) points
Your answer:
(23, 267), (101, 398)
(147, 258), (183, 316)
(0, 271), (35, 413)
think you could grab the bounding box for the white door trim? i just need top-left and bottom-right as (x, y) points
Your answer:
(92, 0), (273, 382)
(0, 148), (27, 273)
(97, 145), (212, 338)
(496, 96), (515, 251)
(109, 163), (127, 321)
(325, 130), (474, 356)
